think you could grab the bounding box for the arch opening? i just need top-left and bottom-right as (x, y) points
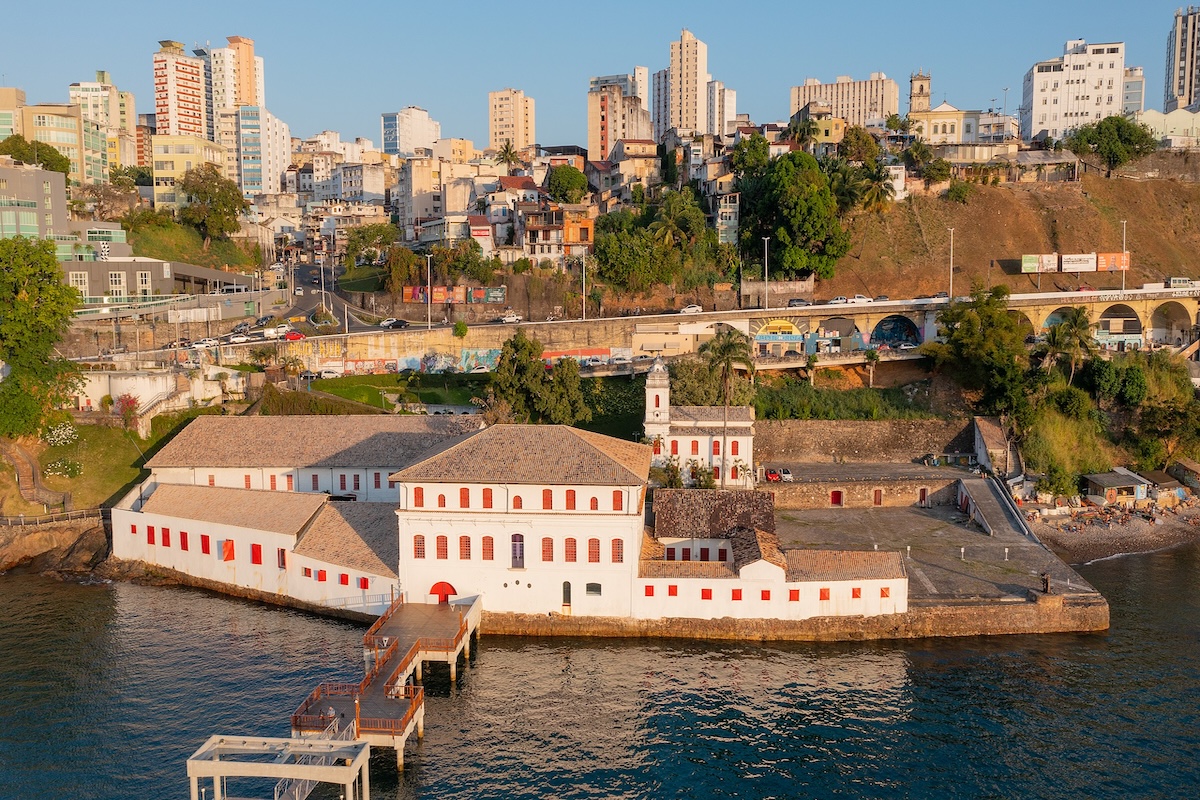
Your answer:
(870, 315), (921, 348)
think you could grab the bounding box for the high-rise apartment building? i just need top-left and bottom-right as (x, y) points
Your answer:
(150, 134), (227, 209)
(217, 105), (290, 197)
(193, 36), (265, 141)
(706, 80), (736, 137)
(152, 40), (208, 139)
(488, 88), (535, 151)
(381, 107), (441, 156)
(652, 68), (669, 142)
(587, 74), (653, 161)
(1166, 6), (1200, 111)
(662, 29), (710, 138)
(789, 73), (899, 128)
(69, 70), (137, 168)
(0, 90), (108, 185)
(1020, 40), (1143, 142)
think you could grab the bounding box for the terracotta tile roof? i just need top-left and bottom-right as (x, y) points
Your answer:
(498, 175), (538, 191)
(293, 502), (398, 578)
(146, 416), (481, 470)
(668, 425), (752, 437)
(729, 526), (787, 571)
(669, 405), (755, 423)
(467, 214), (489, 226)
(784, 550), (906, 581)
(140, 484), (327, 535)
(653, 489), (775, 538)
(638, 559), (737, 579)
(390, 424), (651, 486)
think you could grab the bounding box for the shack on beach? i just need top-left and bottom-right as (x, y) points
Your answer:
(1137, 470), (1184, 505)
(1083, 471), (1148, 507)
(1168, 458), (1200, 491)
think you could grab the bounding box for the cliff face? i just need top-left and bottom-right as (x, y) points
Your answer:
(0, 521), (109, 574)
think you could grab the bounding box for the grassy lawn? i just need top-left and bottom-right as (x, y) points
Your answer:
(313, 374), (488, 407)
(340, 266), (386, 292)
(128, 220), (256, 270)
(39, 425), (150, 509)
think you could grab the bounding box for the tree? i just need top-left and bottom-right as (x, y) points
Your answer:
(922, 158), (951, 186)
(885, 114), (909, 133)
(177, 164), (248, 249)
(1055, 307), (1097, 384)
(495, 140), (521, 173)
(755, 151), (849, 279)
(384, 245), (422, 300)
(111, 165), (153, 186)
(860, 163), (896, 213)
(0, 238), (82, 437)
(944, 179), (973, 204)
(1137, 400), (1200, 465)
(75, 178), (140, 220)
(0, 134), (71, 177)
(699, 328), (755, 488)
(784, 116), (820, 151)
(453, 321), (468, 338)
(649, 187), (706, 248)
(343, 223), (398, 268)
(1084, 357), (1120, 406)
(839, 126), (881, 163)
(660, 147), (679, 187)
(491, 330), (590, 425)
(864, 348), (880, 388)
(547, 165), (588, 203)
(822, 158), (867, 217)
(903, 140), (933, 172)
(731, 133), (770, 181)
(543, 357), (592, 425)
(1120, 362), (1148, 407)
(1066, 116), (1158, 176)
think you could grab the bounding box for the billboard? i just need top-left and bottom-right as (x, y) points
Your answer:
(404, 286), (508, 304)
(1061, 253), (1098, 273)
(1097, 252), (1130, 271)
(1039, 253), (1059, 273)
(1021, 254), (1039, 274)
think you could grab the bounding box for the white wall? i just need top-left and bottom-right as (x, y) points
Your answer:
(151, 464), (403, 502)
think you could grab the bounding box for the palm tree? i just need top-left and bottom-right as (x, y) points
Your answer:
(865, 348), (880, 388)
(495, 140), (520, 174)
(904, 140), (933, 172)
(1058, 306), (1096, 383)
(860, 164), (897, 213)
(785, 117), (820, 152)
(699, 328), (755, 488)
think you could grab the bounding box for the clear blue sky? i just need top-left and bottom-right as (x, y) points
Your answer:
(0, 1), (1178, 146)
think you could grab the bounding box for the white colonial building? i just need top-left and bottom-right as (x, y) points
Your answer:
(643, 358), (755, 488)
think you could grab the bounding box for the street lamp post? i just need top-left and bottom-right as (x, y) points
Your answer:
(762, 237), (770, 311)
(1121, 219), (1127, 292)
(1002, 87), (1009, 139)
(425, 253), (433, 330)
(947, 227), (955, 299)
(582, 254), (587, 322)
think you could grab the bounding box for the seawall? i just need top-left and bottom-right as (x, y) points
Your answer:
(0, 520), (108, 573)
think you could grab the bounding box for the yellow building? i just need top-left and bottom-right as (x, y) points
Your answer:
(151, 134), (227, 210)
(0, 90), (108, 185)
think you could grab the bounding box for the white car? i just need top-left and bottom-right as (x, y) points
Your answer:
(228, 333), (251, 344)
(469, 364), (490, 373)
(898, 342), (919, 351)
(500, 312), (522, 324)
(848, 294), (872, 304)
(581, 357), (606, 367)
(318, 369), (341, 379)
(609, 356), (632, 365)
(780, 468), (794, 482)
(680, 304), (703, 314)
(379, 318), (398, 327)
(192, 338), (219, 349)
(827, 296), (848, 305)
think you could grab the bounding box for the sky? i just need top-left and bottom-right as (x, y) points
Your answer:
(0, 0), (1180, 147)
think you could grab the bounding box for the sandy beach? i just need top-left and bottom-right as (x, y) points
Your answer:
(1032, 502), (1200, 564)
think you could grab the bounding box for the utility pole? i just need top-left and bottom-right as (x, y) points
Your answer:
(582, 254), (587, 322)
(762, 237), (770, 311)
(1121, 219), (1127, 292)
(947, 227), (955, 299)
(425, 254), (433, 329)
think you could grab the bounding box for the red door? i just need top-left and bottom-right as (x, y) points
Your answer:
(831, 490), (843, 507)
(430, 581), (457, 603)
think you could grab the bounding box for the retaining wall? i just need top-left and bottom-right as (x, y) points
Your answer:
(755, 419), (974, 463)
(768, 479), (959, 510)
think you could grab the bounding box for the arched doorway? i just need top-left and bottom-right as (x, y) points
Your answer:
(429, 581), (457, 604)
(870, 314), (921, 348)
(1097, 304), (1143, 350)
(1150, 301), (1192, 346)
(562, 581), (571, 606)
(1042, 306), (1078, 331)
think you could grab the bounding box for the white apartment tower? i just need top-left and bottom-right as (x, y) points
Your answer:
(193, 36), (265, 142)
(789, 73), (899, 128)
(1166, 7), (1200, 111)
(381, 107), (441, 156)
(652, 68), (670, 142)
(488, 88), (536, 152)
(587, 71), (653, 161)
(667, 29), (710, 137)
(152, 40), (208, 138)
(69, 70), (137, 166)
(706, 80), (736, 137)
(1020, 40), (1144, 142)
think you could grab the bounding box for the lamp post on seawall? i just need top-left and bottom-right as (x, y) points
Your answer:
(425, 253), (433, 330)
(947, 227), (954, 299)
(1121, 219), (1127, 292)
(582, 254), (587, 322)
(1002, 87), (1009, 139)
(762, 237), (770, 311)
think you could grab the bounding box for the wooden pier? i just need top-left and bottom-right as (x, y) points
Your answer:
(291, 595), (481, 769)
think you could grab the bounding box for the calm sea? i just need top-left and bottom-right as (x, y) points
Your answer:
(1, 544), (1198, 800)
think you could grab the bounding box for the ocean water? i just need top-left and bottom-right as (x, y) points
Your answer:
(1, 543), (1198, 799)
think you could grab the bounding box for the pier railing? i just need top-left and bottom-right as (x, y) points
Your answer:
(363, 595), (405, 649)
(357, 685), (424, 736)
(290, 682), (359, 730)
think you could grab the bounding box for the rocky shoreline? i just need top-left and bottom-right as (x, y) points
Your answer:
(1032, 505), (1200, 565)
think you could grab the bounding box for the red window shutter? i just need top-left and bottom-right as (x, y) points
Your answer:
(270, 475), (277, 491)
(645, 585), (655, 597)
(513, 495), (522, 509)
(374, 472), (381, 489)
(718, 549), (727, 561)
(436, 536), (448, 559)
(179, 531), (189, 551)
(358, 577), (369, 590)
(881, 587), (891, 598)
(588, 538), (600, 563)
(162, 528), (170, 547)
(666, 547), (675, 561)
(670, 440), (678, 456)
(700, 547), (710, 561)
(565, 538), (577, 562)
(852, 587), (862, 599)
(701, 588), (712, 600)
(482, 536), (494, 561)
(713, 441), (720, 456)
(339, 573), (349, 586)
(590, 497), (598, 510)
(317, 569), (326, 582)
(654, 394), (660, 408)
(713, 467), (719, 480)
(414, 487), (424, 507)
(653, 440), (661, 455)
(612, 539), (623, 563)
(682, 548), (691, 562)
(413, 535), (425, 559)
(339, 474), (346, 491)
(612, 490), (623, 511)
(542, 537), (553, 561)
(732, 441), (739, 456)
(761, 590), (771, 601)
(222, 540), (235, 561)
(732, 589), (742, 601)
(147, 526), (155, 545)
(483, 488), (493, 508)
(731, 466), (738, 480)
(200, 534), (211, 555)
(311, 474), (319, 490)
(244, 474), (251, 489)
(668, 585), (678, 597)
(819, 587), (830, 601)
(691, 440), (698, 456)
(353, 474), (360, 491)
(277, 548), (287, 569)
(286, 474), (294, 491)
(208, 474), (214, 487)
(437, 494), (446, 508)
(460, 536), (471, 559)
(251, 543), (262, 565)
(130, 524), (137, 535)
(303, 567), (312, 578)
(789, 589), (800, 601)
(566, 490), (575, 510)
(543, 488), (552, 509)
(460, 487), (470, 508)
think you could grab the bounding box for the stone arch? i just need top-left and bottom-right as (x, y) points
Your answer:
(429, 581), (457, 603)
(1008, 310), (1035, 340)
(1042, 306), (1079, 331)
(1150, 301), (1192, 346)
(870, 314), (922, 347)
(1096, 303), (1144, 349)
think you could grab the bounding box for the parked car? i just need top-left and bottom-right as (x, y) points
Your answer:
(232, 322), (250, 334)
(933, 291), (949, 299)
(609, 356), (632, 365)
(500, 312), (522, 323)
(680, 304), (704, 314)
(633, 355), (654, 363)
(764, 468), (782, 483)
(318, 369), (340, 379)
(162, 339), (189, 351)
(227, 333), (251, 344)
(786, 298), (811, 308)
(581, 357), (606, 367)
(284, 331), (307, 341)
(828, 296), (849, 305)
(469, 364), (490, 373)
(780, 468), (794, 482)
(848, 294), (872, 304)
(299, 370), (318, 381)
(192, 338), (219, 349)
(898, 342), (918, 351)
(783, 350), (802, 358)
(253, 316), (274, 328)
(873, 295), (890, 302)
(101, 344), (128, 356)
(383, 319), (410, 329)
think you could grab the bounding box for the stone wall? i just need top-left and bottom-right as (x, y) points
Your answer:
(768, 479), (959, 510)
(481, 595), (1108, 642)
(0, 520), (109, 573)
(755, 419), (974, 463)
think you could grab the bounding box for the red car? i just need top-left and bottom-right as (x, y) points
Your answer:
(284, 331), (306, 341)
(764, 468), (782, 483)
